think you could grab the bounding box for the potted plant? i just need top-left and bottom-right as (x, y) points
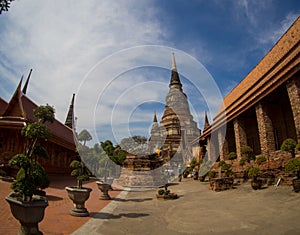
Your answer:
(209, 161), (234, 191)
(281, 138), (297, 158)
(6, 104), (54, 235)
(247, 155), (266, 190)
(247, 166), (262, 190)
(285, 157), (300, 192)
(65, 156), (92, 217)
(156, 183), (178, 200)
(281, 138), (300, 192)
(96, 159), (114, 200)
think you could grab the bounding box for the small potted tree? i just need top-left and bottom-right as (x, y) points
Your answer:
(281, 138), (300, 192)
(65, 155), (92, 217)
(156, 183), (178, 200)
(209, 161), (234, 191)
(6, 104), (54, 235)
(96, 159), (113, 200)
(281, 138), (297, 158)
(247, 166), (262, 190)
(285, 157), (300, 192)
(248, 155), (266, 190)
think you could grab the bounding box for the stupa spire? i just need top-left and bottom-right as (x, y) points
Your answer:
(169, 53), (182, 90)
(171, 52), (177, 72)
(203, 112), (210, 130)
(153, 111), (158, 123)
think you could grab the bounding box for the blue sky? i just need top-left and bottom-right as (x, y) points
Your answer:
(0, 0), (299, 145)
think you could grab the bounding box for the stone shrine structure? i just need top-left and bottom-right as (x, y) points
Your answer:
(117, 54), (201, 187)
(116, 153), (165, 187)
(149, 53), (200, 161)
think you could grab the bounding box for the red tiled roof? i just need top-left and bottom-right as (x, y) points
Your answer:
(21, 95), (76, 151)
(0, 89), (76, 151)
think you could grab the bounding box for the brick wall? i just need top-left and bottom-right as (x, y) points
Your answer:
(287, 76), (300, 142)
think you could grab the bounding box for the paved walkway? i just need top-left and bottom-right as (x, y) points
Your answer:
(0, 175), (122, 235)
(1, 176), (300, 235)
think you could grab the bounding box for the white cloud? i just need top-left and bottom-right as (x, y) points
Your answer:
(257, 12), (299, 46)
(0, 0), (167, 122)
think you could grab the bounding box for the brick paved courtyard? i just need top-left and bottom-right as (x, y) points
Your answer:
(0, 175), (122, 235)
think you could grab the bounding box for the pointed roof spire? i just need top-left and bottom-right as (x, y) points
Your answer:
(153, 111), (158, 123)
(22, 69), (32, 95)
(203, 112), (210, 130)
(169, 53), (182, 90)
(65, 93), (75, 129)
(171, 52), (177, 72)
(2, 76), (26, 118)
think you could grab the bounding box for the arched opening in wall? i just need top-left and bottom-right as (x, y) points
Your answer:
(224, 122), (236, 158)
(263, 84), (297, 149)
(240, 107), (261, 155)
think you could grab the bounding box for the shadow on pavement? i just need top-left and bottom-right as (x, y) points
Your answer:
(113, 197), (153, 202)
(90, 212), (150, 219)
(46, 195), (63, 201)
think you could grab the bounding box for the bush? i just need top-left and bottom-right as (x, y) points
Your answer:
(281, 138), (297, 158)
(228, 152), (237, 161)
(208, 171), (217, 179)
(247, 167), (260, 179)
(256, 155), (267, 165)
(285, 158), (300, 174)
(239, 157), (246, 166)
(241, 146), (255, 163)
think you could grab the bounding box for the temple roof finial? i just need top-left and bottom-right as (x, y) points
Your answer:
(3, 75), (25, 117)
(22, 69), (32, 95)
(65, 93), (75, 129)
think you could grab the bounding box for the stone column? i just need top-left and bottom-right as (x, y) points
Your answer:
(206, 137), (211, 161)
(286, 77), (300, 143)
(255, 102), (276, 156)
(218, 128), (227, 161)
(233, 117), (247, 159)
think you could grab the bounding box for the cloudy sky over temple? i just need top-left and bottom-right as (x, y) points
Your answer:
(0, 0), (299, 144)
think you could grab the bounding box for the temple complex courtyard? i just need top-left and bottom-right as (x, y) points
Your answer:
(1, 176), (299, 235)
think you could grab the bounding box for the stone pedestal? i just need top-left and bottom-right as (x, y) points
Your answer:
(115, 153), (166, 187)
(115, 168), (166, 187)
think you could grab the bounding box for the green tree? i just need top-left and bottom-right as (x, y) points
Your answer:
(78, 129), (92, 146)
(241, 146), (255, 163)
(101, 140), (126, 166)
(0, 0), (14, 14)
(9, 104), (54, 201)
(281, 138), (297, 158)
